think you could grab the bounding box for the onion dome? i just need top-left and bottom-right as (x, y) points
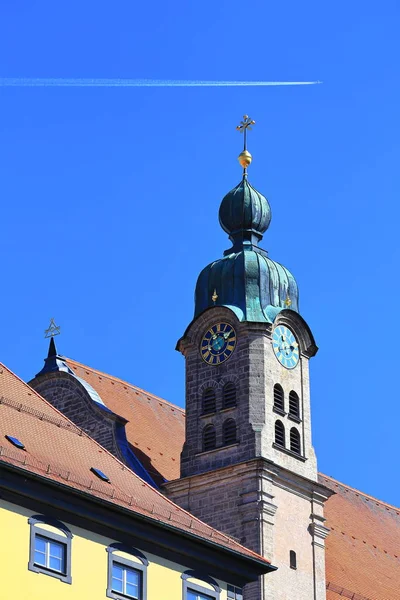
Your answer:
(193, 115), (299, 324)
(195, 194), (299, 323)
(219, 178), (271, 252)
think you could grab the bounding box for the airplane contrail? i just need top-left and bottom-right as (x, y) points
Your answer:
(0, 78), (321, 88)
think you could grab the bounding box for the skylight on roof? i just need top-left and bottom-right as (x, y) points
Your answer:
(90, 467), (110, 482)
(5, 435), (25, 450)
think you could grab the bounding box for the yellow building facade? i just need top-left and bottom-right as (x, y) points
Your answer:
(0, 499), (233, 600)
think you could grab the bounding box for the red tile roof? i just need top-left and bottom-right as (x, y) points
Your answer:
(0, 361), (270, 567)
(45, 358), (400, 599)
(321, 475), (400, 600)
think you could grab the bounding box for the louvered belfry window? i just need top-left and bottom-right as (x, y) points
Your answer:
(290, 428), (301, 454)
(223, 419), (237, 446)
(288, 391), (300, 419)
(223, 382), (237, 409)
(275, 420), (285, 447)
(202, 388), (216, 414)
(203, 425), (216, 451)
(273, 384), (284, 412)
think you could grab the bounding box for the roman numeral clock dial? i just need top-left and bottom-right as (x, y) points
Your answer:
(200, 323), (237, 365)
(272, 325), (299, 369)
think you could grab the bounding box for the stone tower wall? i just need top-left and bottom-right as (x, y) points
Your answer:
(165, 459), (331, 600)
(180, 306), (317, 481)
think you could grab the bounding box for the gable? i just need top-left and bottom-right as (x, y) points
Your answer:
(64, 358), (185, 483)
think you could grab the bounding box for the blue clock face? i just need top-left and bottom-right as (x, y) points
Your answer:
(200, 323), (236, 365)
(272, 325), (299, 369)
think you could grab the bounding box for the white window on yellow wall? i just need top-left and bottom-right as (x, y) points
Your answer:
(111, 562), (141, 598)
(34, 535), (65, 573)
(106, 542), (148, 600)
(181, 570), (220, 600)
(187, 590), (215, 600)
(28, 514), (73, 584)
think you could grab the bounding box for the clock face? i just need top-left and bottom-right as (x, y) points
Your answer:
(272, 325), (299, 369)
(200, 323), (236, 365)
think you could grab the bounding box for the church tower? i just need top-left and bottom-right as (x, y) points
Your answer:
(165, 117), (333, 600)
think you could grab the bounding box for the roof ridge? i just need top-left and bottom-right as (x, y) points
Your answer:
(319, 473), (400, 513)
(0, 394), (83, 436)
(65, 358), (185, 414)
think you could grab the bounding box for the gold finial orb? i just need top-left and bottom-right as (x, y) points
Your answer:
(238, 150), (252, 168)
(236, 115), (255, 171)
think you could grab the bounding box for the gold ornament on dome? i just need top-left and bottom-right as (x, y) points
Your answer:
(236, 115), (255, 173)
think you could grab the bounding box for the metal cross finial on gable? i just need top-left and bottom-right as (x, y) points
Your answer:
(44, 318), (61, 338)
(236, 115), (256, 174)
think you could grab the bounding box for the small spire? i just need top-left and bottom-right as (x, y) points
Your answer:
(44, 318), (61, 338)
(47, 336), (58, 358)
(36, 318), (73, 378)
(236, 115), (255, 176)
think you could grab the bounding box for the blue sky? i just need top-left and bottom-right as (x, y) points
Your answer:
(0, 1), (399, 505)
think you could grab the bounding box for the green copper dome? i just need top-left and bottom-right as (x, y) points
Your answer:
(194, 175), (299, 323)
(219, 178), (271, 251)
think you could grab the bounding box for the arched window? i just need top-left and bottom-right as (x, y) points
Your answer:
(28, 515), (73, 583)
(203, 425), (216, 452)
(290, 550), (297, 569)
(182, 571), (220, 600)
(290, 427), (301, 454)
(223, 419), (237, 446)
(289, 391), (300, 419)
(273, 384), (284, 413)
(202, 388), (216, 414)
(274, 420), (285, 447)
(222, 382), (236, 409)
(106, 543), (148, 600)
